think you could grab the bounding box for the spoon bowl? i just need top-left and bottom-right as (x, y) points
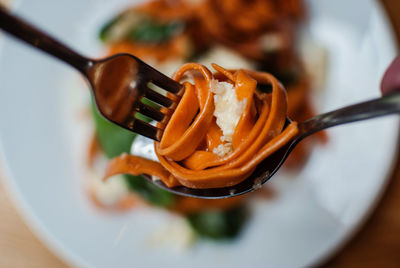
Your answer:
(150, 134), (294, 199)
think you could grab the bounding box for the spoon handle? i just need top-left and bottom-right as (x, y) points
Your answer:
(298, 92), (400, 138)
(0, 6), (91, 73)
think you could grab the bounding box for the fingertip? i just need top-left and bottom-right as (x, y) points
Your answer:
(381, 56), (400, 96)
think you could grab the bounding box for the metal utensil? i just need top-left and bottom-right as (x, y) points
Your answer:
(0, 7), (182, 141)
(150, 92), (400, 198)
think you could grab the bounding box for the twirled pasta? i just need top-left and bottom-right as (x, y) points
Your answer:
(104, 63), (299, 189)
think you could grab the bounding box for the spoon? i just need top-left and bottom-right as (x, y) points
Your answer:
(149, 91), (400, 199)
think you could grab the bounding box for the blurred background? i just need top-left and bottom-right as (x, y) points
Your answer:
(0, 0), (400, 267)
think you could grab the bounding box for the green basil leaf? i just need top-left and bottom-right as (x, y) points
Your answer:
(187, 205), (248, 240)
(91, 100), (175, 207)
(99, 14), (124, 43)
(91, 100), (138, 158)
(130, 20), (183, 43)
(124, 175), (175, 207)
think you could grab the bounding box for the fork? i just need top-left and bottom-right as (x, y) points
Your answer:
(0, 7), (182, 141)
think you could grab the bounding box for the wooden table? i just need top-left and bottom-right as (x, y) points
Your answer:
(1, 1), (400, 267)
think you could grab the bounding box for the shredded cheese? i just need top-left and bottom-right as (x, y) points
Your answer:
(210, 79), (245, 156)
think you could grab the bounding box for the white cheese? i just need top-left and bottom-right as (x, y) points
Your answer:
(148, 216), (195, 251)
(213, 143), (233, 157)
(210, 79), (243, 142)
(260, 33), (285, 52)
(89, 173), (129, 206)
(209, 79), (246, 156)
(198, 46), (255, 70)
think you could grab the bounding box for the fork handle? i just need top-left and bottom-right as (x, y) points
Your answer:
(0, 6), (91, 74)
(298, 92), (400, 138)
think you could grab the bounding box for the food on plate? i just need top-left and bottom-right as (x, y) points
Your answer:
(87, 0), (326, 241)
(104, 63), (299, 189)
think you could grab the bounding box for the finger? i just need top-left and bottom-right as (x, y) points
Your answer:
(381, 55), (400, 96)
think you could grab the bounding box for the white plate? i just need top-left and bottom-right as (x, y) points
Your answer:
(0, 0), (398, 267)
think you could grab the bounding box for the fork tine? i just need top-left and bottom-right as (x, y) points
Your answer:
(144, 88), (175, 107)
(140, 63), (182, 94)
(151, 73), (182, 94)
(131, 119), (162, 141)
(137, 102), (167, 122)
